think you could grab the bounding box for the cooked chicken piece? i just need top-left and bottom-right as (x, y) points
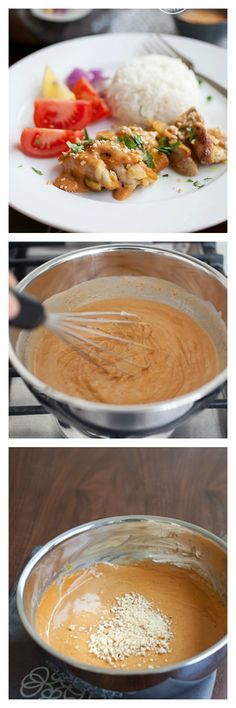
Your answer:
(94, 139), (143, 165)
(59, 152), (120, 190)
(169, 144), (198, 177)
(194, 125), (227, 164)
(151, 107), (227, 172)
(151, 151), (170, 173)
(174, 107), (204, 131)
(55, 126), (169, 199)
(148, 119), (167, 136)
(172, 107), (227, 165)
(118, 125), (158, 148)
(149, 119), (198, 176)
(208, 127), (227, 147)
(112, 162), (148, 186)
(54, 111), (227, 196)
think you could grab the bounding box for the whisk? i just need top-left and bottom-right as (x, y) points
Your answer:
(10, 288), (152, 373)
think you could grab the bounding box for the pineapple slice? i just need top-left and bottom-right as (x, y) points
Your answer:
(42, 65), (75, 100)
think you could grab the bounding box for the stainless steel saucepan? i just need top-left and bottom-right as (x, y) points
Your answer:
(9, 244), (227, 437)
(16, 515), (227, 695)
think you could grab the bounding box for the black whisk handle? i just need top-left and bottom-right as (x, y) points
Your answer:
(9, 288), (46, 330)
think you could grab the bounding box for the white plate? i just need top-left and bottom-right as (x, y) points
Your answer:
(30, 9), (92, 23)
(9, 33), (227, 233)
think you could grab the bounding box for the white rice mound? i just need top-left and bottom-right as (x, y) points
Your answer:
(107, 54), (199, 126)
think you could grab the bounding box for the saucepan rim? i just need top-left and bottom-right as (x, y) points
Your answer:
(9, 244), (227, 415)
(16, 514), (227, 678)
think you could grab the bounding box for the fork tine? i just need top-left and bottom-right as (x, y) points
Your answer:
(158, 35), (193, 69)
(142, 34), (168, 56)
(157, 35), (178, 58)
(142, 33), (194, 71)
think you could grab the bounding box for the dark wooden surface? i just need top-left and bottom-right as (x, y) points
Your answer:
(9, 207), (227, 234)
(9, 446), (227, 698)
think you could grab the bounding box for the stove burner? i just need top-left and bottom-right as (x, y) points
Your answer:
(55, 417), (175, 439)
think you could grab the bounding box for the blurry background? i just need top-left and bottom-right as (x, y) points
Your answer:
(9, 8), (227, 65)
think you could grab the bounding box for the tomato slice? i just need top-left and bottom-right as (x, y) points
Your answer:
(72, 77), (98, 100)
(72, 77), (111, 123)
(20, 128), (85, 158)
(34, 99), (93, 130)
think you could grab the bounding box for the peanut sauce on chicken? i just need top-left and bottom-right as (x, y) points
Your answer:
(53, 112), (227, 199)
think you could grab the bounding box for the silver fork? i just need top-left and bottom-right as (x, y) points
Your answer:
(142, 34), (227, 97)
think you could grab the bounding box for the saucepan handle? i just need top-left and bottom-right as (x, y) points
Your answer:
(9, 288), (46, 330)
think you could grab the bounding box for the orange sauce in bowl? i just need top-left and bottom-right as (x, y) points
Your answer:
(35, 561), (226, 670)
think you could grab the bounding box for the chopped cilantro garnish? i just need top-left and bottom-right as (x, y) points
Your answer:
(66, 140), (84, 153)
(82, 139), (94, 146)
(206, 95), (213, 101)
(32, 167), (43, 175)
(198, 78), (203, 85)
(142, 151), (155, 169)
(66, 136), (94, 153)
(188, 177), (212, 189)
(186, 126), (195, 142)
(117, 133), (154, 167)
(117, 132), (144, 150)
(99, 136), (109, 141)
(117, 134), (144, 150)
(180, 125), (195, 142)
(117, 135), (137, 149)
(158, 137), (180, 155)
(84, 128), (90, 140)
(193, 180), (205, 189)
(132, 134), (144, 150)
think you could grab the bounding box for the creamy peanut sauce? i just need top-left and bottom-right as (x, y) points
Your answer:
(28, 297), (218, 404)
(35, 561), (226, 670)
(53, 177), (135, 201)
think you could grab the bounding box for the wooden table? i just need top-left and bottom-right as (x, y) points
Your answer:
(9, 446), (227, 698)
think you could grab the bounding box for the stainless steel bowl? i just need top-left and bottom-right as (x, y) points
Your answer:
(9, 244), (227, 437)
(17, 515), (227, 695)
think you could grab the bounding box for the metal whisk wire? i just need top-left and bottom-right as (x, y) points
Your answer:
(46, 310), (153, 374)
(9, 290), (153, 375)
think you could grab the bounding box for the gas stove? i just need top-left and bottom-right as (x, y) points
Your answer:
(9, 242), (227, 439)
